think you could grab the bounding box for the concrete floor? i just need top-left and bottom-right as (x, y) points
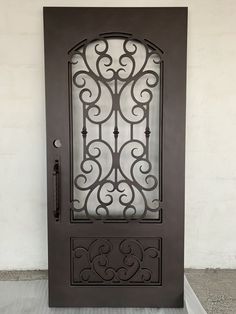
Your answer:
(0, 275), (205, 314)
(0, 269), (235, 313)
(185, 269), (236, 314)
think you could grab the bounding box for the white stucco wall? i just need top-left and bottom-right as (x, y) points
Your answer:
(0, 0), (236, 270)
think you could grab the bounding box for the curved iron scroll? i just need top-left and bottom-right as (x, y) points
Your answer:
(69, 33), (163, 220)
(71, 237), (162, 285)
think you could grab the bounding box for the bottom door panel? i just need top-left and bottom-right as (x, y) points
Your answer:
(71, 237), (162, 286)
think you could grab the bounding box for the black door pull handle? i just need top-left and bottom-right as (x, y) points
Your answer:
(53, 160), (60, 221)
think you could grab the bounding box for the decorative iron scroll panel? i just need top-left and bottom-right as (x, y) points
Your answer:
(71, 237), (162, 285)
(70, 34), (163, 221)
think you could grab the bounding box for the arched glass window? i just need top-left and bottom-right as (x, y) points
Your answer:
(69, 33), (163, 221)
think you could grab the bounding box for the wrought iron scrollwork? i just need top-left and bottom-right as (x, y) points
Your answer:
(70, 33), (163, 220)
(71, 237), (162, 285)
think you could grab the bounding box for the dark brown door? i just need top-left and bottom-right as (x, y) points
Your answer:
(44, 7), (187, 308)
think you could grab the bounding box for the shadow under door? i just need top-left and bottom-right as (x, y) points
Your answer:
(44, 7), (187, 308)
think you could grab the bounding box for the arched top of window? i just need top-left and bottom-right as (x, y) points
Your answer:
(68, 32), (164, 56)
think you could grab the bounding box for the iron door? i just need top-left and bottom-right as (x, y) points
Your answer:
(44, 7), (187, 308)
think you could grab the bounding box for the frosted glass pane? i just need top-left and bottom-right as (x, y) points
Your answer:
(71, 36), (161, 220)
